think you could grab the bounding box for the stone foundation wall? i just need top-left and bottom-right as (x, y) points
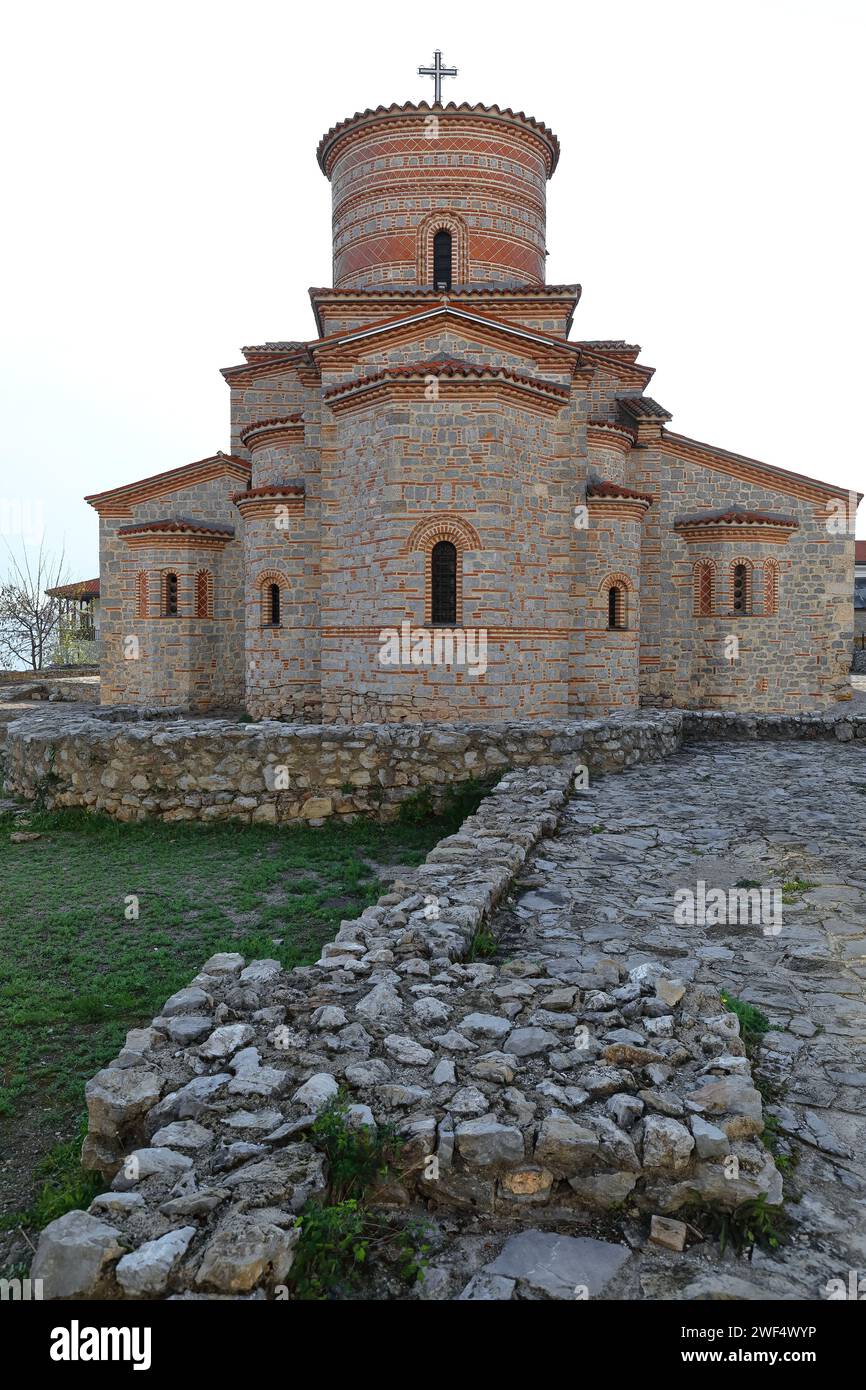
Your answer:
(3, 707), (681, 825)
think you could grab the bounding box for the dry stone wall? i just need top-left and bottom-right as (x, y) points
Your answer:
(4, 707), (681, 825)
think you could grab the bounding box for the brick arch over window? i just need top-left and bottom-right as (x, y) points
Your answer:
(405, 515), (481, 626)
(599, 572), (633, 630)
(135, 570), (149, 619)
(256, 569), (289, 628)
(195, 568), (214, 619)
(693, 559), (716, 617)
(416, 211), (470, 287)
(763, 558), (780, 616)
(729, 557), (754, 615)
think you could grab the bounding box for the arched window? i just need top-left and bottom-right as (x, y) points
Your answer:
(162, 571), (178, 617)
(135, 571), (148, 619)
(607, 585), (627, 630)
(433, 229), (452, 290)
(430, 541), (457, 624)
(195, 569), (212, 619)
(263, 581), (281, 627)
(693, 560), (715, 617)
(731, 560), (752, 615)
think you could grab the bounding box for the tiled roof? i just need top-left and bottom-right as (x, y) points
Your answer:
(322, 357), (570, 401)
(117, 518), (236, 538)
(45, 578), (100, 599)
(579, 340), (642, 358)
(85, 454), (250, 508)
(231, 483), (305, 503)
(317, 102), (561, 174)
(617, 395), (672, 421)
(242, 342), (306, 353)
(308, 284), (580, 299)
(239, 415), (304, 444)
(673, 509), (798, 529)
(587, 481), (655, 504)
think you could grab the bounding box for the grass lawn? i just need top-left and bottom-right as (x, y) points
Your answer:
(0, 783), (488, 1249)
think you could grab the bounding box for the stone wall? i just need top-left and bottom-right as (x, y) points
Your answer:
(95, 473), (246, 712)
(3, 707), (681, 825)
(7, 705), (865, 830)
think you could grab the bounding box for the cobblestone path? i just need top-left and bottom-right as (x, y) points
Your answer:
(492, 739), (866, 1298)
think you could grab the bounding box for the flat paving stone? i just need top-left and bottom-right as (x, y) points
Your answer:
(486, 739), (866, 1299)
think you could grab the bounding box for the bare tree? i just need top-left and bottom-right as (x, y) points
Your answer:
(0, 540), (68, 670)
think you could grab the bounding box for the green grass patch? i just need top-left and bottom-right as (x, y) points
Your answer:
(0, 790), (487, 1216)
(720, 990), (770, 1057)
(781, 878), (818, 904)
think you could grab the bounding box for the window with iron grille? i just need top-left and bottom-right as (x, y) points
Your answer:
(430, 540), (457, 624)
(732, 562), (752, 614)
(163, 572), (178, 617)
(607, 584), (626, 630)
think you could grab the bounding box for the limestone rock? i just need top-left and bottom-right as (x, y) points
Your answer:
(505, 1027), (558, 1057)
(533, 1115), (599, 1175)
(383, 1034), (434, 1065)
(85, 1066), (163, 1140)
(486, 1230), (630, 1300)
(31, 1210), (126, 1300)
(194, 1215), (300, 1292)
(116, 1226), (197, 1296)
(455, 1118), (524, 1169)
(198, 1023), (255, 1060)
(291, 1073), (338, 1111)
(642, 1116), (695, 1172)
(356, 982), (404, 1020)
(460, 1012), (512, 1041)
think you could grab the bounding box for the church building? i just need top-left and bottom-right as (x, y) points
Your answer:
(86, 66), (857, 722)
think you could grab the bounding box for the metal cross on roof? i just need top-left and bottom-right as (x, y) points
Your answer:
(418, 49), (458, 105)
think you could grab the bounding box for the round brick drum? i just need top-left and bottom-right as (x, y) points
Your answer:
(317, 102), (560, 291)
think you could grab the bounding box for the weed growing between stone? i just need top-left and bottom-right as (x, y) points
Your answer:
(466, 924), (497, 960)
(678, 1193), (791, 1258)
(396, 773), (500, 827)
(720, 991), (770, 1058)
(289, 1097), (431, 1300)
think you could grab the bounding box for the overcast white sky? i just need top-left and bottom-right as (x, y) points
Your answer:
(1, 0), (864, 580)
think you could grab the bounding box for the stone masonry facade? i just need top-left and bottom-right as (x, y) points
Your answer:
(85, 99), (858, 720)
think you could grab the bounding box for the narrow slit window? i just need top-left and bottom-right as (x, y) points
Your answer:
(430, 541), (457, 624)
(266, 582), (281, 626)
(433, 229), (452, 290)
(607, 585), (626, 630)
(163, 572), (178, 617)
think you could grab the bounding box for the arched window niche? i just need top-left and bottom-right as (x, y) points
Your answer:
(430, 540), (457, 624)
(600, 573), (632, 630)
